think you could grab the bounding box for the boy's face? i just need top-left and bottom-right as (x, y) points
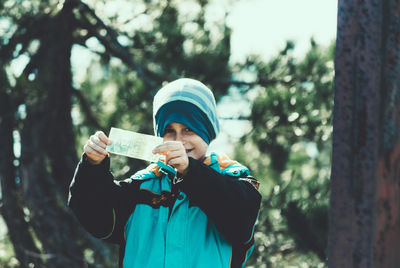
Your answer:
(163, 122), (208, 160)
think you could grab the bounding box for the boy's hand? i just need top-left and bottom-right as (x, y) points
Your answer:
(83, 131), (111, 165)
(152, 141), (189, 175)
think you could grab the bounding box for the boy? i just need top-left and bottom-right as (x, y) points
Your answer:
(68, 78), (261, 267)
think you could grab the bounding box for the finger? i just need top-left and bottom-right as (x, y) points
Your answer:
(152, 145), (169, 154)
(90, 135), (107, 149)
(167, 157), (187, 166)
(153, 141), (183, 154)
(166, 156), (188, 166)
(165, 149), (186, 161)
(88, 140), (108, 156)
(167, 157), (189, 174)
(165, 149), (188, 165)
(84, 144), (106, 159)
(96, 131), (111, 145)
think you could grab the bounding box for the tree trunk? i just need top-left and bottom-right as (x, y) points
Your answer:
(328, 0), (400, 267)
(18, 2), (82, 266)
(15, 1), (116, 267)
(0, 91), (45, 268)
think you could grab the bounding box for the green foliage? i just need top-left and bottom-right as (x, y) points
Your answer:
(0, 217), (19, 267)
(72, 0), (233, 177)
(235, 40), (334, 267)
(1, 0), (234, 265)
(1, 0), (335, 266)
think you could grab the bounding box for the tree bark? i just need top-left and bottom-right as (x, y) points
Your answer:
(0, 92), (45, 268)
(16, 1), (116, 267)
(328, 0), (400, 267)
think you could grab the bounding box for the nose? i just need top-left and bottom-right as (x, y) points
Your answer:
(175, 132), (185, 144)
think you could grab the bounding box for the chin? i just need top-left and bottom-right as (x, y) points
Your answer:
(187, 152), (198, 160)
(187, 152), (195, 159)
(189, 153), (206, 161)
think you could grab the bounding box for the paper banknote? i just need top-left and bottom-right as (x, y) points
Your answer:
(106, 127), (163, 162)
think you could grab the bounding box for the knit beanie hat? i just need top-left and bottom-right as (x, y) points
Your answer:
(153, 78), (220, 144)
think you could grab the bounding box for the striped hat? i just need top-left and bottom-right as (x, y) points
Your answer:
(153, 78), (220, 144)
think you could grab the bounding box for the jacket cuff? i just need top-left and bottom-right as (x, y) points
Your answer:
(80, 153), (110, 169)
(73, 154), (113, 192)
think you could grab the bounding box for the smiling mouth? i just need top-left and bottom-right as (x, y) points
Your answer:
(186, 149), (193, 154)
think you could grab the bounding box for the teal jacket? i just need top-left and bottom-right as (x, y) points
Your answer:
(68, 152), (261, 268)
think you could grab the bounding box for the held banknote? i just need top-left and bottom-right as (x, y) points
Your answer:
(106, 127), (163, 162)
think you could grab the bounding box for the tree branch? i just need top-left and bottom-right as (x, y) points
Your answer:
(72, 88), (107, 133)
(219, 116), (249, 120)
(229, 77), (299, 89)
(0, 92), (45, 267)
(73, 0), (157, 89)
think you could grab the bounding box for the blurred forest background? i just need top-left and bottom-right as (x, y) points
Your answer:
(0, 0), (334, 267)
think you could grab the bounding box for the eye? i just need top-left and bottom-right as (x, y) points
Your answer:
(164, 128), (174, 134)
(184, 128), (195, 135)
